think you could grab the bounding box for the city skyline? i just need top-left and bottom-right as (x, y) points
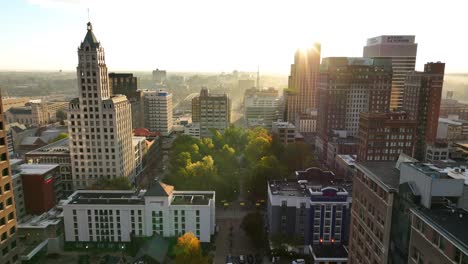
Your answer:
(1, 0), (467, 73)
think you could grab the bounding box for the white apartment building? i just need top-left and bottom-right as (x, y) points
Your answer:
(143, 90), (173, 136)
(67, 22), (135, 189)
(62, 182), (215, 243)
(184, 122), (201, 139)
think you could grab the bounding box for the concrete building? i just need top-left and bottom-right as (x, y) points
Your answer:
(108, 73), (143, 129)
(403, 62), (445, 161)
(47, 101), (68, 122)
(143, 90), (173, 136)
(67, 22), (135, 189)
(363, 35), (418, 110)
(24, 138), (72, 197)
(10, 159), (26, 223)
(357, 112), (416, 162)
(5, 100), (50, 127)
(285, 44), (321, 123)
(267, 168), (351, 262)
(62, 182), (215, 243)
(296, 110), (318, 134)
(440, 99), (468, 120)
(184, 123), (201, 139)
(192, 88), (231, 138)
(409, 207), (468, 264)
(316, 57), (392, 163)
(244, 87), (280, 129)
(425, 141), (449, 163)
(272, 122), (296, 144)
(0, 95), (20, 264)
(437, 117), (468, 141)
(348, 162), (400, 264)
(152, 69), (167, 85)
(132, 136), (146, 177)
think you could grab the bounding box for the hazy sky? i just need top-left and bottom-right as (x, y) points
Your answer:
(2, 0), (467, 73)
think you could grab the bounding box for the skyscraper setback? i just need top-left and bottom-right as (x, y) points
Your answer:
(68, 22), (135, 188)
(363, 35), (418, 110)
(285, 44), (321, 123)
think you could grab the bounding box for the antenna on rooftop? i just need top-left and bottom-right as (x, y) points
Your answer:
(87, 8), (91, 21)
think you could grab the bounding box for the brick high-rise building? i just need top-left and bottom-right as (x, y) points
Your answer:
(68, 22), (135, 189)
(108, 73), (143, 128)
(192, 88), (231, 138)
(316, 57), (392, 162)
(357, 112), (416, 162)
(403, 62), (445, 161)
(285, 44), (321, 123)
(363, 35), (418, 110)
(0, 95), (19, 263)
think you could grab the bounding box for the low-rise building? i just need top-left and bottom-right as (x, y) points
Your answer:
(20, 164), (61, 215)
(267, 168), (351, 261)
(184, 123), (201, 139)
(24, 138), (72, 197)
(62, 182), (215, 244)
(272, 122), (296, 144)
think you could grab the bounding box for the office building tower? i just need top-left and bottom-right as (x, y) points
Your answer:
(192, 88), (231, 138)
(363, 35), (418, 110)
(142, 90), (173, 136)
(62, 182), (215, 243)
(316, 57), (392, 162)
(403, 62), (445, 161)
(68, 22), (135, 189)
(152, 69), (167, 85)
(357, 112), (416, 162)
(244, 87), (280, 128)
(285, 44), (321, 123)
(109, 73), (143, 128)
(0, 95), (19, 263)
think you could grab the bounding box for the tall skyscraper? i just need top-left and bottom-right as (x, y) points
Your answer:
(363, 35), (418, 110)
(0, 95), (19, 263)
(316, 57), (392, 162)
(192, 88), (231, 138)
(68, 22), (135, 189)
(108, 73), (143, 129)
(285, 44), (321, 123)
(152, 69), (167, 85)
(143, 90), (173, 136)
(403, 62), (445, 161)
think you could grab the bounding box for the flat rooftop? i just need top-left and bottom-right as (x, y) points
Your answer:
(171, 192), (215, 205)
(312, 244), (348, 260)
(66, 190), (145, 205)
(412, 207), (468, 252)
(18, 209), (62, 228)
(407, 163), (451, 179)
(269, 180), (350, 198)
(19, 164), (59, 175)
(356, 162), (400, 191)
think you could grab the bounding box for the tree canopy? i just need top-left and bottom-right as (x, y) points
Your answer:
(174, 233), (209, 264)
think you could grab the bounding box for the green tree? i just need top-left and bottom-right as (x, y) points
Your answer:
(49, 132), (68, 143)
(241, 212), (265, 249)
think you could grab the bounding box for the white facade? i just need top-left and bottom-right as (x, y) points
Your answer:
(62, 183), (215, 243)
(132, 136), (146, 177)
(184, 122), (201, 139)
(68, 22), (135, 189)
(143, 90), (173, 136)
(244, 92), (280, 129)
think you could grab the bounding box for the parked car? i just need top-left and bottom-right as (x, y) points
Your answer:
(240, 255), (246, 264)
(226, 254), (233, 264)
